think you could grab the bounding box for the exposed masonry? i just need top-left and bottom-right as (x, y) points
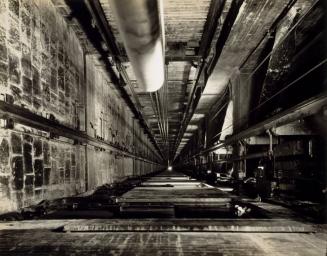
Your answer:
(0, 0), (162, 214)
(0, 0), (84, 128)
(0, 124), (85, 213)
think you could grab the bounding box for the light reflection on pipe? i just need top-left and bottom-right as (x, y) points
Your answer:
(109, 0), (165, 92)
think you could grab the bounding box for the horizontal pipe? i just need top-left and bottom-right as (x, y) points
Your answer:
(109, 0), (165, 92)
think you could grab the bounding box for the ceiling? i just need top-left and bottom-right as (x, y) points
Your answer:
(99, 0), (212, 159)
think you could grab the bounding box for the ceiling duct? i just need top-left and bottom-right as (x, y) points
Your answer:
(109, 0), (165, 92)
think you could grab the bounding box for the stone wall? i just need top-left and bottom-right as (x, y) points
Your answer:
(0, 0), (85, 129)
(0, 0), (162, 214)
(86, 55), (134, 151)
(0, 124), (85, 213)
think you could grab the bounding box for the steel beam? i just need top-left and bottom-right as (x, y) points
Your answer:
(191, 92), (327, 157)
(172, 0), (243, 159)
(239, 0), (297, 69)
(198, 0), (226, 58)
(244, 136), (278, 145)
(207, 0), (244, 76)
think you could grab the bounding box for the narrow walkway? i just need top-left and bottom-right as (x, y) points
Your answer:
(118, 171), (232, 218)
(0, 171), (326, 255)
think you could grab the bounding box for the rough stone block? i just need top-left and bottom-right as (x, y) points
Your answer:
(21, 0), (32, 12)
(49, 93), (58, 113)
(8, 17), (20, 51)
(58, 91), (65, 115)
(64, 81), (70, 98)
(65, 159), (71, 181)
(21, 8), (30, 27)
(33, 138), (42, 157)
(23, 134), (33, 143)
(11, 133), (22, 154)
(43, 167), (51, 185)
(42, 82), (50, 103)
(0, 27), (5, 41)
(10, 84), (22, 102)
(21, 46), (32, 77)
(75, 162), (80, 180)
(25, 174), (34, 186)
(0, 61), (8, 76)
(34, 189), (42, 201)
(58, 43), (64, 63)
(34, 159), (43, 187)
(8, 52), (20, 84)
(0, 176), (10, 198)
(51, 144), (58, 159)
(12, 156), (23, 190)
(22, 76), (32, 94)
(0, 137), (10, 167)
(51, 160), (58, 185)
(58, 66), (64, 91)
(24, 185), (34, 197)
(33, 97), (41, 110)
(23, 142), (33, 174)
(43, 141), (50, 165)
(65, 99), (70, 116)
(8, 0), (20, 16)
(50, 68), (57, 92)
(59, 167), (64, 183)
(71, 166), (76, 180)
(58, 149), (65, 167)
(14, 190), (23, 208)
(0, 44), (7, 62)
(0, 71), (8, 88)
(71, 152), (76, 166)
(32, 66), (40, 95)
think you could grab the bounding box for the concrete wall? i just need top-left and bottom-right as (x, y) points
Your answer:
(0, 0), (162, 214)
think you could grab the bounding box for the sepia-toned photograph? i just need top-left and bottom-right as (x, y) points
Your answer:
(0, 0), (326, 255)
